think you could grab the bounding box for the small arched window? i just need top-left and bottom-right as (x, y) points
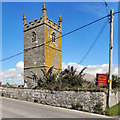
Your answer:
(32, 31), (36, 42)
(52, 32), (56, 42)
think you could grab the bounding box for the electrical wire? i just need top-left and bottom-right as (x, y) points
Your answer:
(0, 11), (120, 63)
(0, 52), (24, 62)
(103, 0), (111, 14)
(25, 13), (111, 52)
(79, 18), (108, 65)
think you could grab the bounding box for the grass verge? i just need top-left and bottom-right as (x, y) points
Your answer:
(104, 102), (120, 116)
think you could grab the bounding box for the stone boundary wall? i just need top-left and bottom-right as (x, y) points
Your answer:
(1, 88), (120, 112)
(1, 88), (107, 113)
(1, 88), (119, 112)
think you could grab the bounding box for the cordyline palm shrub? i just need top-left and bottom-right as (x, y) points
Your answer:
(60, 74), (83, 87)
(38, 66), (86, 90)
(112, 75), (120, 90)
(37, 66), (120, 91)
(38, 73), (58, 88)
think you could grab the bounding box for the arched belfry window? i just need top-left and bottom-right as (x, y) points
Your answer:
(32, 31), (36, 42)
(52, 32), (56, 42)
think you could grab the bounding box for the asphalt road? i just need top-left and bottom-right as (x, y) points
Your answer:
(1, 97), (118, 119)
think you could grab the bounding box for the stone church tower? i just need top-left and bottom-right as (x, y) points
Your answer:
(23, 2), (62, 87)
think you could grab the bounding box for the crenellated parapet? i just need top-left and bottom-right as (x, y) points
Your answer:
(23, 17), (43, 32)
(23, 2), (62, 33)
(23, 16), (62, 33)
(45, 17), (62, 33)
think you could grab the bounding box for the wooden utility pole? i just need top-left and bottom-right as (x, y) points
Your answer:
(108, 9), (114, 108)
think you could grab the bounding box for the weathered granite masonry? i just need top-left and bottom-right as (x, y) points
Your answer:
(1, 88), (108, 113)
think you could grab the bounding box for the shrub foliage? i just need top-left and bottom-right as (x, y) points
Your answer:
(37, 66), (86, 90)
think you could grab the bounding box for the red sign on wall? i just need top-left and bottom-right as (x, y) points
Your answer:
(97, 74), (107, 86)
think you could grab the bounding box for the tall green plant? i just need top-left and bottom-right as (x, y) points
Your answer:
(112, 75), (120, 89)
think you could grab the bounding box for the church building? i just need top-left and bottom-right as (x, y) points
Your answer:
(23, 2), (62, 87)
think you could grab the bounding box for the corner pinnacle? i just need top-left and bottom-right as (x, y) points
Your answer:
(23, 13), (27, 25)
(59, 14), (62, 22)
(42, 2), (47, 11)
(42, 2), (47, 19)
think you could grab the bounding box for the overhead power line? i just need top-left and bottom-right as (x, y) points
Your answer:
(24, 13), (111, 52)
(79, 18), (108, 65)
(103, 0), (111, 14)
(0, 52), (24, 62)
(0, 11), (120, 63)
(60, 14), (110, 38)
